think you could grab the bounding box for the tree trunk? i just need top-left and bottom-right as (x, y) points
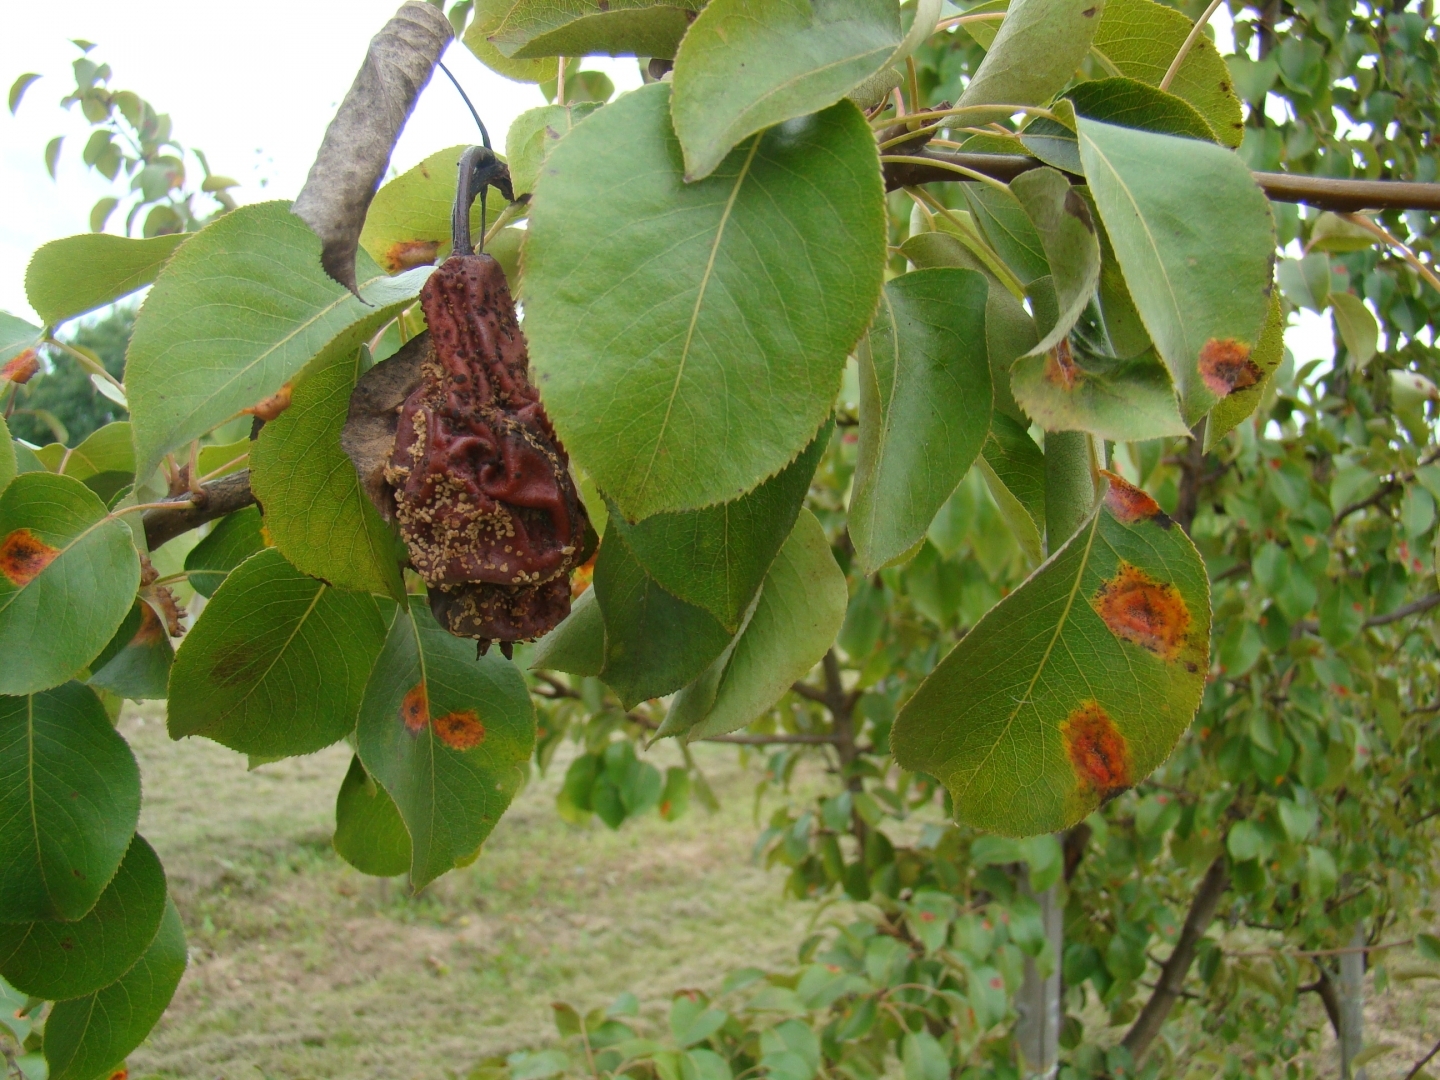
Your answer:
(1339, 923), (1368, 1080)
(1014, 862), (1063, 1078)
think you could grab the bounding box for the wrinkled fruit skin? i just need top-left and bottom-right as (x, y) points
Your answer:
(386, 253), (591, 643)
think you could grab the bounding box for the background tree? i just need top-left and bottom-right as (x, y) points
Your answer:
(3, 2), (1440, 1080)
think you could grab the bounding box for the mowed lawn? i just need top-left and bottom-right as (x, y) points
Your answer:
(122, 702), (829, 1080)
(119, 700), (1439, 1079)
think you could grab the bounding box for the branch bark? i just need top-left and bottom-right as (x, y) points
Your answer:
(881, 149), (1440, 212)
(142, 469), (256, 550)
(1120, 854), (1230, 1061)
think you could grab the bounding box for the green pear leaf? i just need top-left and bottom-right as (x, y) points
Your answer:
(530, 587), (605, 677)
(127, 201), (430, 481)
(1077, 118), (1274, 425)
(672, 0), (902, 181)
(958, 0), (1106, 117)
(609, 426), (828, 632)
(333, 754), (412, 878)
(663, 510), (847, 740)
(87, 599), (174, 700)
(183, 505), (266, 598)
(0, 682), (141, 922)
(356, 602), (535, 889)
(0, 472), (140, 696)
(25, 233), (185, 328)
(250, 342), (406, 600)
(0, 833), (167, 1001)
(524, 84), (885, 520)
(851, 269), (992, 574)
(594, 526), (731, 708)
(43, 898), (187, 1080)
(167, 548), (389, 757)
(487, 0), (704, 60)
(1092, 0), (1244, 147)
(893, 472), (1210, 836)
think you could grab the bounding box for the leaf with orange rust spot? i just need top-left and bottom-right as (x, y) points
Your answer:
(0, 313), (43, 382)
(242, 382), (293, 422)
(0, 528), (58, 585)
(357, 601), (535, 888)
(167, 548), (389, 757)
(1077, 118), (1273, 425)
(1, 349), (40, 385)
(359, 144), (526, 281)
(400, 682), (429, 734)
(0, 473), (140, 696)
(87, 599), (174, 701)
(1204, 291), (1284, 451)
(433, 710), (485, 750)
(892, 471), (1209, 836)
(1010, 340), (1188, 443)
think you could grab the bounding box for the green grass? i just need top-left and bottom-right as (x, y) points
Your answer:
(121, 699), (1440, 1080)
(123, 702), (834, 1080)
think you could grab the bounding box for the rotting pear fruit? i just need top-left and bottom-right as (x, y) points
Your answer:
(343, 251), (593, 654)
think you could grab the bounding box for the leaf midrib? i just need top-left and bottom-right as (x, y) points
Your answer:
(949, 509), (1102, 794)
(1079, 128), (1191, 365)
(634, 133), (765, 505)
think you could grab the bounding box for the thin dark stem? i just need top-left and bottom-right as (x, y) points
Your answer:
(436, 60), (491, 149)
(1174, 419), (1207, 535)
(1121, 854), (1230, 1060)
(880, 149), (1440, 212)
(1405, 1036), (1440, 1080)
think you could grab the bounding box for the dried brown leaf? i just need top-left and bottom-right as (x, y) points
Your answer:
(292, 2), (453, 295)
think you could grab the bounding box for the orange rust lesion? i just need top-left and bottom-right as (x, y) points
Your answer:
(131, 602), (166, 646)
(1099, 469), (1170, 528)
(0, 528), (60, 586)
(1198, 338), (1262, 397)
(400, 682), (429, 734)
(1043, 338), (1082, 390)
(384, 239), (442, 273)
(433, 709), (485, 750)
(570, 552), (596, 599)
(1, 348), (40, 385)
(1061, 700), (1132, 797)
(1092, 560), (1193, 661)
(242, 382), (292, 422)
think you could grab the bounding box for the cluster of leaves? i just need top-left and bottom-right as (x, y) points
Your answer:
(10, 42), (237, 236)
(4, 0), (1440, 1077)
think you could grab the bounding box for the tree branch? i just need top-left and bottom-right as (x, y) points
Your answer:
(881, 149), (1440, 212)
(1121, 855), (1230, 1061)
(1405, 1036), (1440, 1080)
(142, 469), (256, 549)
(1294, 592), (1440, 636)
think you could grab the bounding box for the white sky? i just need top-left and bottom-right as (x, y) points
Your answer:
(0, 1), (643, 323)
(0, 2), (1332, 366)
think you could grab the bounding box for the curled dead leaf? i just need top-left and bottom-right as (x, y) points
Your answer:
(291, 2), (453, 295)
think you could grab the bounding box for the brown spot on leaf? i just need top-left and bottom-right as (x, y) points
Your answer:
(1061, 701), (1131, 795)
(1099, 469), (1171, 527)
(1092, 561), (1192, 660)
(384, 239), (441, 273)
(211, 642), (265, 689)
(400, 682), (429, 734)
(132, 602), (166, 645)
(1, 349), (40, 384)
(1063, 188), (1094, 231)
(1044, 338), (1081, 390)
(243, 383), (292, 422)
(434, 709), (485, 750)
(1198, 338), (1261, 396)
(0, 529), (59, 586)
